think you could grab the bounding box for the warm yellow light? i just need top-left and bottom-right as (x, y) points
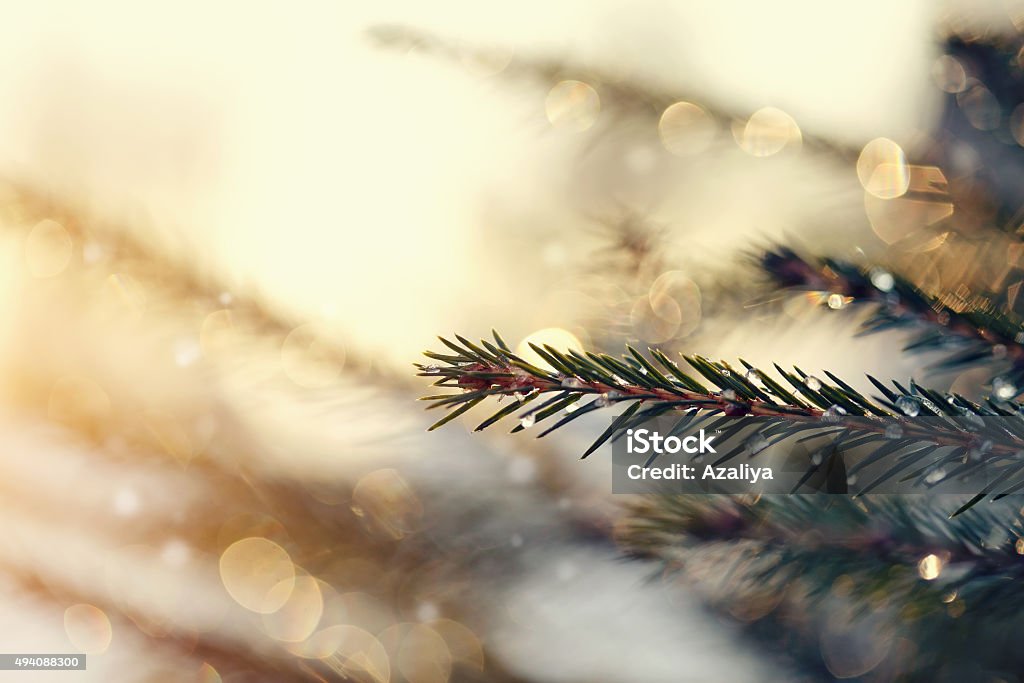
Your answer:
(516, 328), (583, 371)
(857, 138), (910, 199)
(64, 604), (113, 654)
(262, 573), (324, 642)
(219, 537), (296, 613)
(658, 102), (716, 156)
(545, 81), (600, 132)
(917, 553), (943, 580)
(738, 107), (801, 157)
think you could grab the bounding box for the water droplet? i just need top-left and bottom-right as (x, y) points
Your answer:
(805, 376), (822, 391)
(885, 423), (904, 439)
(925, 467), (946, 484)
(520, 414), (536, 429)
(896, 396), (920, 417)
(422, 365), (441, 375)
(822, 405), (847, 422)
(870, 269), (895, 292)
(721, 389), (737, 400)
(846, 474), (858, 486)
(744, 368), (763, 386)
(721, 369), (731, 377)
(561, 377), (585, 390)
(827, 294), (846, 310)
(972, 440), (993, 460)
(811, 451), (824, 465)
(961, 410), (984, 430)
(564, 402), (580, 414)
(595, 391), (621, 408)
(994, 377), (1017, 400)
(746, 433), (769, 455)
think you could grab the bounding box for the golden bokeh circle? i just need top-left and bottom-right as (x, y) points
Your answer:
(64, 603), (112, 654)
(516, 328), (583, 372)
(738, 107), (801, 157)
(219, 537), (296, 613)
(545, 80), (600, 132)
(330, 625), (391, 683)
(857, 138), (910, 199)
(658, 102), (716, 156)
(351, 469), (423, 541)
(197, 663), (222, 683)
(379, 622), (453, 683)
(430, 619), (484, 671)
(261, 573), (324, 643)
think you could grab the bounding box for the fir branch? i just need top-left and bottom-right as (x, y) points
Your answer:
(623, 495), (1024, 588)
(761, 247), (1024, 396)
(418, 331), (1024, 495)
(618, 494), (1024, 678)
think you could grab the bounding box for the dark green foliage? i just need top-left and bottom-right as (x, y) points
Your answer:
(620, 494), (1024, 680)
(419, 331), (1024, 514)
(762, 247), (1024, 396)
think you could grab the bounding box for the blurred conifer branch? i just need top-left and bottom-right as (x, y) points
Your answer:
(367, 24), (862, 161)
(0, 181), (372, 379)
(761, 246), (1024, 396)
(622, 494), (1024, 608)
(619, 493), (1024, 678)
